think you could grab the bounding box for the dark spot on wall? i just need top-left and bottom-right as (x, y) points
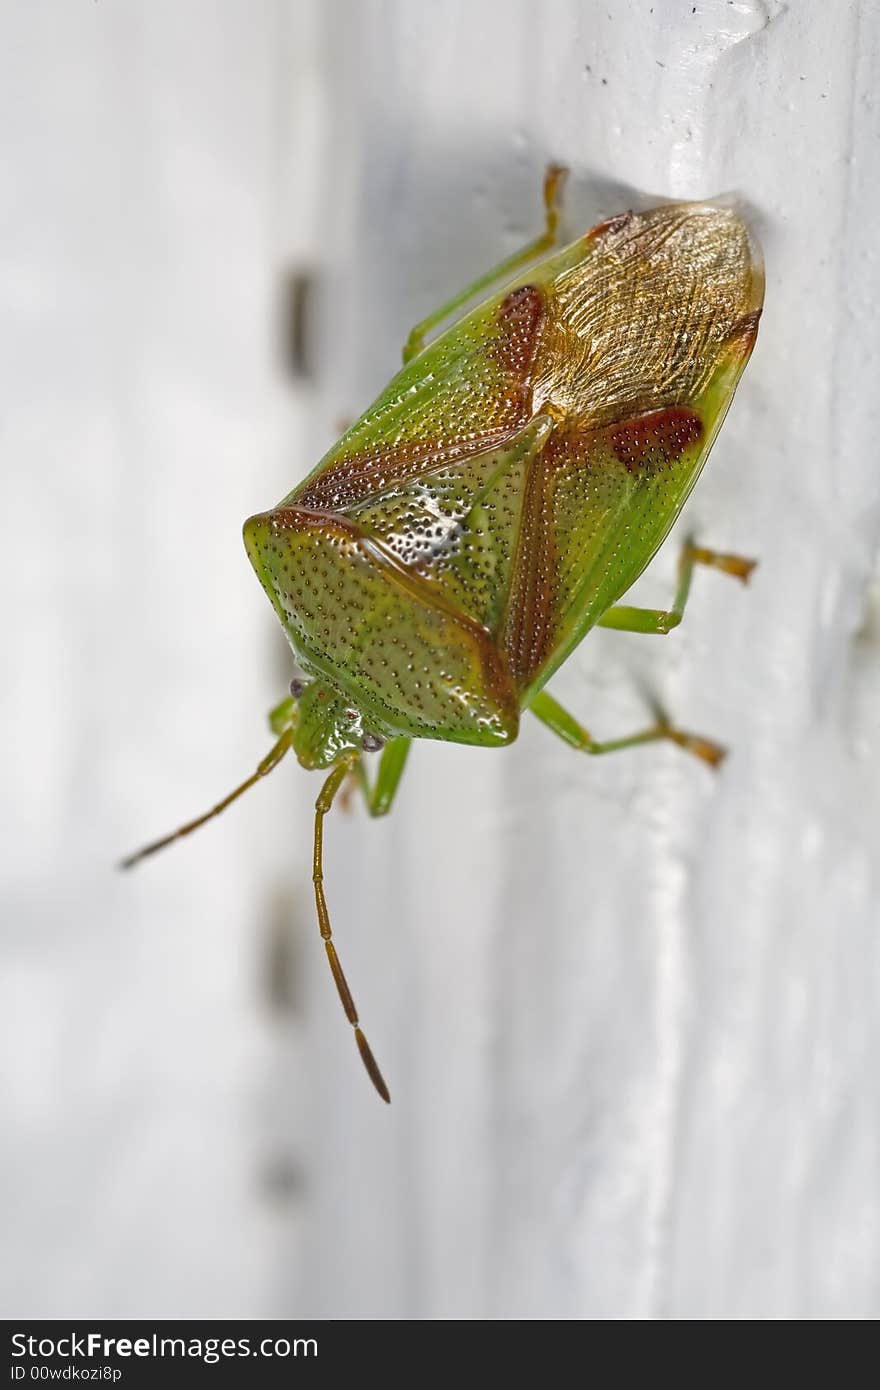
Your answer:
(279, 266), (319, 381)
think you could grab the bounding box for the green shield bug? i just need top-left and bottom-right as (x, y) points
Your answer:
(123, 166), (764, 1103)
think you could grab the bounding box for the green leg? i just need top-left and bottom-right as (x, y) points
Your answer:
(402, 163), (567, 364)
(529, 689), (726, 769)
(598, 541), (757, 636)
(354, 738), (411, 816)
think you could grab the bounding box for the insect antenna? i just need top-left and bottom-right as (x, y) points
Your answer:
(313, 758), (391, 1103)
(119, 730), (294, 870)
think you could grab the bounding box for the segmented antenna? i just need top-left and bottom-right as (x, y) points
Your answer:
(120, 736), (389, 1101)
(313, 758), (390, 1103)
(119, 731), (293, 869)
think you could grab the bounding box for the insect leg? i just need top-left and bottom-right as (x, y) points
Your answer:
(119, 730), (294, 868)
(597, 540), (757, 636)
(354, 738), (411, 817)
(529, 689), (726, 769)
(402, 163), (568, 363)
(313, 759), (391, 1102)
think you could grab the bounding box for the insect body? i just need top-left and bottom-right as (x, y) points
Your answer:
(124, 167), (764, 1102)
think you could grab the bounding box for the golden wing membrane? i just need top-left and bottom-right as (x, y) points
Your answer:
(531, 201), (763, 425)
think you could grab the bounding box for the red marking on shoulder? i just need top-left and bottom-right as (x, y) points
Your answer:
(610, 407), (704, 474)
(585, 211), (633, 242)
(494, 284), (545, 380)
(262, 504), (362, 542)
(294, 428), (515, 513)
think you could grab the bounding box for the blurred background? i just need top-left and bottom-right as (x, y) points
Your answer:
(2, 0), (879, 1319)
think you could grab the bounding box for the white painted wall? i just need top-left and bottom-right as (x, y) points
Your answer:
(3, 0), (879, 1321)
(299, 0), (880, 1320)
(0, 0), (320, 1318)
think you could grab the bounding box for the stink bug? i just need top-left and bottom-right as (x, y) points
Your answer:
(123, 166), (764, 1102)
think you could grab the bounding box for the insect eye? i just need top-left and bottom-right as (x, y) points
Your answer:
(362, 733), (385, 753)
(289, 677), (308, 698)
